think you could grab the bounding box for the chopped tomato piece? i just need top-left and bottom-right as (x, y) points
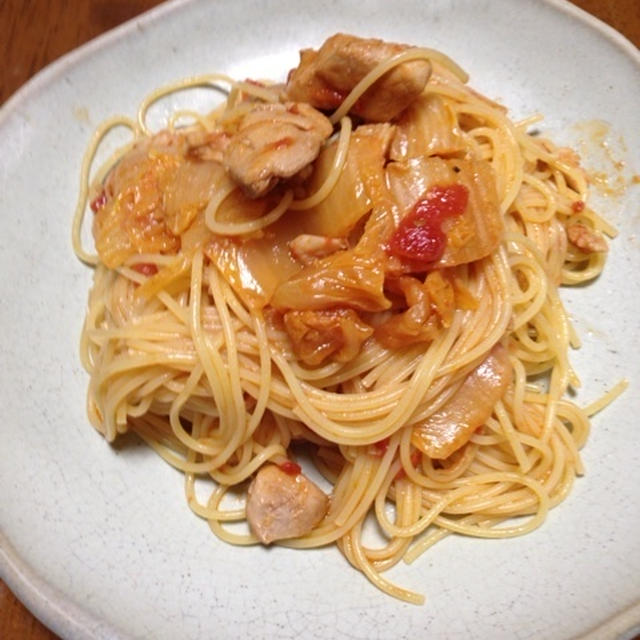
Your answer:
(279, 460), (302, 476)
(387, 184), (469, 265)
(90, 190), (107, 213)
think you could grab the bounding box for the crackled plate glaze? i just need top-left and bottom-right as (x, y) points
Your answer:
(1, 1), (639, 638)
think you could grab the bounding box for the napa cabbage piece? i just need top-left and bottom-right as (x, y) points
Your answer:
(302, 124), (393, 237)
(386, 157), (502, 267)
(203, 184), (313, 308)
(93, 138), (180, 268)
(165, 161), (225, 235)
(205, 217), (303, 310)
(205, 197), (370, 312)
(390, 94), (464, 161)
(411, 344), (512, 459)
(272, 182), (398, 312)
(271, 244), (390, 312)
(210, 206), (394, 312)
(93, 132), (226, 268)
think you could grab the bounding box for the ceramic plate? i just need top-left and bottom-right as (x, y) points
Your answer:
(1, 1), (639, 638)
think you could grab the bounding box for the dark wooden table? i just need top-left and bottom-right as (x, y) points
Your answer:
(0, 0), (638, 637)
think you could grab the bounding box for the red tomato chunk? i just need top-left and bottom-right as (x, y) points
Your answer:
(387, 184), (469, 264)
(279, 460), (302, 476)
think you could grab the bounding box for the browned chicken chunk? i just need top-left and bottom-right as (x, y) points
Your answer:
(246, 464), (329, 544)
(285, 33), (432, 122)
(284, 308), (373, 365)
(223, 102), (333, 198)
(375, 271), (455, 349)
(289, 234), (349, 264)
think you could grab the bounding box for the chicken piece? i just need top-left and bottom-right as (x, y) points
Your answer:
(284, 308), (373, 366)
(567, 222), (608, 253)
(289, 234), (348, 264)
(285, 33), (432, 122)
(246, 464), (329, 544)
(222, 102), (333, 198)
(412, 344), (512, 459)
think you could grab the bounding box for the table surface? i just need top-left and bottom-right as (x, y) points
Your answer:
(1, 0), (639, 638)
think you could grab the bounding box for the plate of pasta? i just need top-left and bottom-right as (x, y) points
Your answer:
(1, 0), (639, 639)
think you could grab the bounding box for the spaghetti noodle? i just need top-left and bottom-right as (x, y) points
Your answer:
(73, 34), (624, 604)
